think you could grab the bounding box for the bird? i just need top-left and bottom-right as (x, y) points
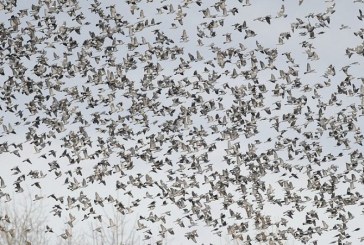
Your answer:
(304, 63), (316, 74)
(358, 9), (363, 20)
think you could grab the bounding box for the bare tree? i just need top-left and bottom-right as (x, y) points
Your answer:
(1, 192), (140, 245)
(0, 193), (47, 245)
(56, 225), (88, 245)
(88, 207), (140, 245)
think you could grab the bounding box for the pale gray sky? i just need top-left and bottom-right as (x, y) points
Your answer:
(1, 0), (364, 244)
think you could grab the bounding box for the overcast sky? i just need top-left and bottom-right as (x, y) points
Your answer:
(1, 0), (364, 244)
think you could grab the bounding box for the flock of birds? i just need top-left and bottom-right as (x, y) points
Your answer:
(0, 0), (364, 244)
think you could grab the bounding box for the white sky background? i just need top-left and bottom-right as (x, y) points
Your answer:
(1, 0), (364, 244)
